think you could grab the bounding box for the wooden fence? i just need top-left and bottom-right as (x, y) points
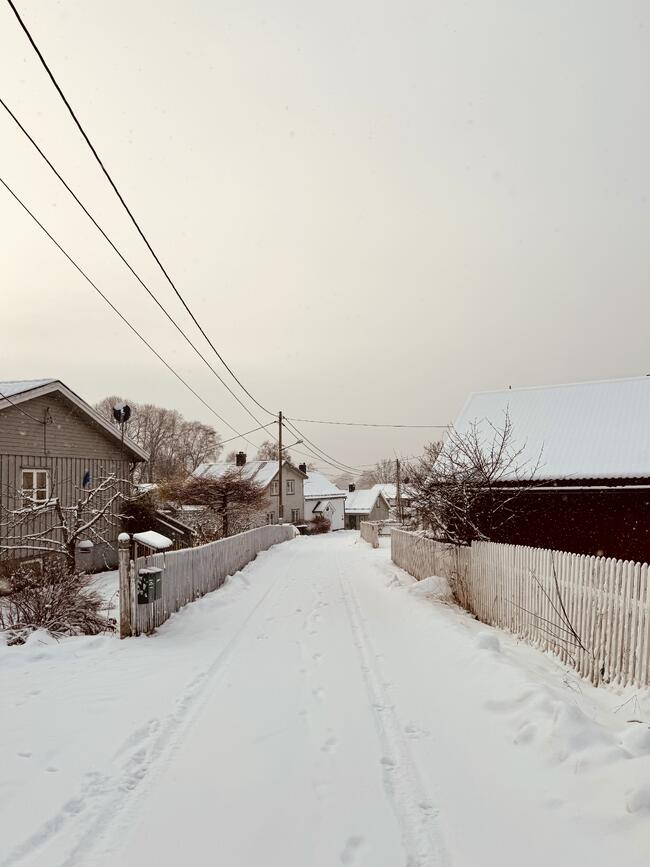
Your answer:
(360, 521), (380, 548)
(391, 529), (650, 689)
(121, 524), (294, 637)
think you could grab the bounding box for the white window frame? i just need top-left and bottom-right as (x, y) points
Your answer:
(266, 512), (275, 525)
(21, 468), (50, 506)
(286, 479), (295, 495)
(291, 508), (300, 523)
(270, 481), (279, 496)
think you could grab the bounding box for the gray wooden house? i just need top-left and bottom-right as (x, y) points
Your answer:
(0, 379), (148, 573)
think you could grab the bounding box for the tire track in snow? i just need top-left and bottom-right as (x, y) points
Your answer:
(336, 552), (448, 867)
(1, 544), (301, 867)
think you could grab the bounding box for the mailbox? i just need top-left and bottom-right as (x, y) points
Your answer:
(137, 566), (163, 604)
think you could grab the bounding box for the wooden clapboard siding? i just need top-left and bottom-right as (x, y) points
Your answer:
(0, 388), (141, 566)
(391, 529), (650, 689)
(0, 393), (127, 459)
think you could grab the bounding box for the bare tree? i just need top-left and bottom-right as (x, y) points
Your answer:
(333, 473), (355, 490)
(95, 397), (221, 482)
(0, 473), (132, 573)
(255, 440), (292, 464)
(406, 411), (539, 546)
(356, 458), (396, 489)
(165, 469), (269, 540)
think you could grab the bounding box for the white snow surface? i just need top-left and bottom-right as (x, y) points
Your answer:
(303, 470), (348, 499)
(0, 379), (56, 400)
(452, 375), (650, 480)
(2, 533), (650, 867)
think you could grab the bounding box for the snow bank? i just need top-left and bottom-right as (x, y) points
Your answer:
(407, 575), (454, 602)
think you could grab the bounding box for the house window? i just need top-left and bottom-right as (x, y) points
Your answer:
(267, 512), (275, 524)
(286, 479), (295, 495)
(21, 469), (50, 505)
(271, 481), (279, 496)
(291, 508), (300, 523)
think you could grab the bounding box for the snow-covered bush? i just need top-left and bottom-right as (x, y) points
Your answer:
(307, 515), (331, 535)
(0, 560), (114, 644)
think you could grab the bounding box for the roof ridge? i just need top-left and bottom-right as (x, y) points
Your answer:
(468, 374), (650, 399)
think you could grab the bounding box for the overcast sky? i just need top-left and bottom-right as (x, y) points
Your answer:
(1, 1), (649, 475)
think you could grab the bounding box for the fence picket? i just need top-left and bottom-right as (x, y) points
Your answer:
(390, 530), (650, 689)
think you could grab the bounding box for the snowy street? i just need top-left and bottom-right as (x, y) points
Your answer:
(2, 532), (650, 867)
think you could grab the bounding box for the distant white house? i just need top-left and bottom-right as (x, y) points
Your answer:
(344, 487), (390, 530)
(303, 471), (347, 531)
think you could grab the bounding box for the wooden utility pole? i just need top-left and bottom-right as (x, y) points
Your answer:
(278, 410), (284, 522)
(395, 458), (402, 524)
(118, 533), (132, 638)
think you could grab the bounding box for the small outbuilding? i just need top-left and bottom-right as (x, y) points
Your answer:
(344, 486), (390, 530)
(302, 470), (347, 531)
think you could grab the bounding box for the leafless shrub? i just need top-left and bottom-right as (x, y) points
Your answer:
(0, 560), (114, 644)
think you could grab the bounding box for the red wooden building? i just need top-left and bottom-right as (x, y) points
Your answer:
(451, 376), (650, 564)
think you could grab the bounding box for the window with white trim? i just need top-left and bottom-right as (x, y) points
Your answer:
(291, 508), (300, 523)
(21, 469), (50, 506)
(271, 481), (279, 496)
(286, 479), (295, 495)
(266, 512), (275, 524)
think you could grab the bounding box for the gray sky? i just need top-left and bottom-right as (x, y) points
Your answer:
(1, 1), (649, 475)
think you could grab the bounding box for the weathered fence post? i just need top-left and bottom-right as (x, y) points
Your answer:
(118, 532), (132, 639)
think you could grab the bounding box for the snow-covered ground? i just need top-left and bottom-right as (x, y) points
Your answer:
(1, 532), (650, 867)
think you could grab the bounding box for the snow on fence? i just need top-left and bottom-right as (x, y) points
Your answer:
(360, 521), (380, 548)
(121, 524), (294, 637)
(391, 529), (650, 689)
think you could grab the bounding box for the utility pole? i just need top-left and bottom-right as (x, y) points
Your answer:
(395, 458), (402, 524)
(278, 410), (284, 523)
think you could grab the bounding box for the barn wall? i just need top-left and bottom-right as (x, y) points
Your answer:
(482, 486), (650, 563)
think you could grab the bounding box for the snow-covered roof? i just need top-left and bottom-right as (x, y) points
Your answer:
(304, 471), (347, 500)
(451, 376), (650, 482)
(372, 483), (415, 501)
(0, 379), (56, 398)
(194, 460), (306, 488)
(0, 378), (148, 461)
(345, 488), (389, 514)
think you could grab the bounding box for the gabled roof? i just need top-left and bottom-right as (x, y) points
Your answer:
(372, 483), (415, 501)
(451, 376), (650, 482)
(194, 459), (308, 488)
(304, 471), (348, 499)
(345, 488), (389, 514)
(0, 378), (148, 461)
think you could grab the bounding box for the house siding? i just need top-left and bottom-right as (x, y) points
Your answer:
(0, 391), (139, 571)
(264, 464), (306, 524)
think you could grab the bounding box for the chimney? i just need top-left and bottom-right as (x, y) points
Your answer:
(236, 451), (247, 467)
(348, 483), (356, 492)
(298, 463), (307, 474)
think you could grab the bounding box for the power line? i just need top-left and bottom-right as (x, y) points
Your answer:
(218, 423), (275, 447)
(0, 389), (47, 424)
(6, 0), (275, 420)
(283, 418), (363, 474)
(0, 174), (262, 448)
(286, 416), (449, 429)
(0, 95), (273, 434)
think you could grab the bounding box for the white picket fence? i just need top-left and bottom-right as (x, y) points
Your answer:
(125, 524), (294, 637)
(391, 529), (650, 689)
(360, 521), (380, 548)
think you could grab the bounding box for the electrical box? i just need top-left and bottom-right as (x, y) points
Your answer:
(137, 566), (163, 604)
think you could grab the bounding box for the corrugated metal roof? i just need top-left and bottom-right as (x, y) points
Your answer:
(452, 376), (650, 481)
(304, 471), (347, 499)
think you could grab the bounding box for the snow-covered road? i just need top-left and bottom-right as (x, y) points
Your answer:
(2, 532), (650, 867)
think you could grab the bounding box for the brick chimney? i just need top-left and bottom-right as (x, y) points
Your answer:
(348, 483), (356, 492)
(236, 451), (247, 467)
(298, 463), (307, 474)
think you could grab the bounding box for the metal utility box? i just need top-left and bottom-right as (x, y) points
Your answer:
(137, 566), (163, 604)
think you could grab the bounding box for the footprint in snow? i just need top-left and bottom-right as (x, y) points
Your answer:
(340, 835), (365, 865)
